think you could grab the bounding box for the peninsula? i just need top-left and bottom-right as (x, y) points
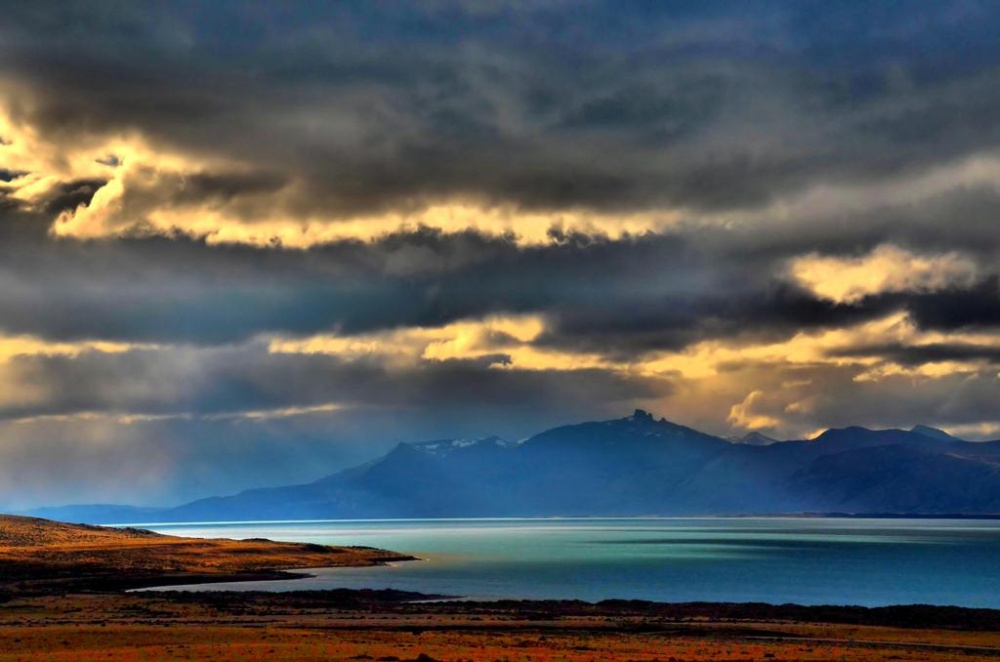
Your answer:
(0, 514), (412, 596)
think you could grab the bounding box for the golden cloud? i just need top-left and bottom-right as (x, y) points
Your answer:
(788, 244), (978, 304)
(0, 91), (685, 246)
(0, 336), (140, 362)
(727, 389), (781, 431)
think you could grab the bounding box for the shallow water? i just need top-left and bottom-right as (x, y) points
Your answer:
(136, 517), (1000, 607)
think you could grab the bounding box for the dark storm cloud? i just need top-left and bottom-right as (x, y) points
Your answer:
(1, 343), (670, 422)
(906, 277), (1000, 331)
(707, 185), (1000, 270)
(4, 2), (1000, 217)
(0, 214), (887, 351)
(533, 283), (897, 358)
(829, 341), (1000, 366)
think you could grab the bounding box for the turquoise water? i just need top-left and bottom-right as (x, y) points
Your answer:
(138, 518), (1000, 607)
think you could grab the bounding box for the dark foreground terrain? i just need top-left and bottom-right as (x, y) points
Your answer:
(4, 590), (1000, 661)
(3, 515), (1000, 660)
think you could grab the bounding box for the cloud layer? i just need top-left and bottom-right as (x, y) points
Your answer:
(0, 2), (997, 507)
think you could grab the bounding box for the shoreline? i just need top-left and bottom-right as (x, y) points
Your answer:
(133, 566), (1000, 613)
(138, 587), (1000, 628)
(0, 513), (417, 598)
(0, 555), (421, 598)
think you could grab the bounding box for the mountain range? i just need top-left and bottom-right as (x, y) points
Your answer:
(25, 410), (1000, 524)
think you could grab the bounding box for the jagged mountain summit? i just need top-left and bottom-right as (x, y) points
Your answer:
(26, 411), (1000, 524)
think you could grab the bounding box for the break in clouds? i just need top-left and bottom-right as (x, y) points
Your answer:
(0, 2), (998, 507)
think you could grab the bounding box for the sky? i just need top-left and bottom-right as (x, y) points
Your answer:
(0, 1), (999, 509)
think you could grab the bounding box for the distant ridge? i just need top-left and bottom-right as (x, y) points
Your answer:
(27, 412), (1000, 524)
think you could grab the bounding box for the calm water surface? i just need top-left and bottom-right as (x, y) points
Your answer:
(136, 518), (1000, 607)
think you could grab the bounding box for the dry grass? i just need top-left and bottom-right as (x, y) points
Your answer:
(0, 625), (971, 661)
(0, 514), (411, 590)
(0, 516), (162, 547)
(2, 593), (1000, 661)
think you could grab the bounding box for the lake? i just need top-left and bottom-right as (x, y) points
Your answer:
(137, 517), (1000, 607)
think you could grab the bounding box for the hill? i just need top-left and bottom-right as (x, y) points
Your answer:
(0, 514), (412, 594)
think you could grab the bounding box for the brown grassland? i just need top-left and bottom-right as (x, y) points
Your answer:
(2, 515), (1000, 661)
(0, 514), (412, 594)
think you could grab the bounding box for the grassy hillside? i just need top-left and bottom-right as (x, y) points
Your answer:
(0, 514), (412, 594)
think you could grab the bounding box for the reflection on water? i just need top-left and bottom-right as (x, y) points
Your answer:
(133, 517), (1000, 607)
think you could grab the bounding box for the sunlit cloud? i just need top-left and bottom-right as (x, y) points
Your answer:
(0, 335), (140, 361)
(50, 159), (680, 246)
(727, 390), (781, 431)
(267, 314), (607, 370)
(267, 310), (1000, 441)
(10, 410), (186, 426)
(852, 361), (979, 382)
(269, 310), (1000, 383)
(204, 403), (349, 421)
(789, 245), (979, 304)
(11, 402), (349, 425)
(0, 102), (680, 246)
(945, 421), (1000, 440)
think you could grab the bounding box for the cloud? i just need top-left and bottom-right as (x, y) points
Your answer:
(727, 390), (781, 432)
(0, 3), (998, 506)
(666, 359), (1000, 442)
(0, 341), (670, 424)
(829, 341), (1000, 367)
(907, 276), (1000, 331)
(4, 2), (1000, 241)
(789, 245), (979, 304)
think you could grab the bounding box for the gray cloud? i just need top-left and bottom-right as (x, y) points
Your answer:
(1, 343), (669, 423)
(0, 3), (999, 508)
(829, 342), (1000, 366)
(0, 202), (995, 359)
(906, 277), (1000, 331)
(4, 2), (1000, 219)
